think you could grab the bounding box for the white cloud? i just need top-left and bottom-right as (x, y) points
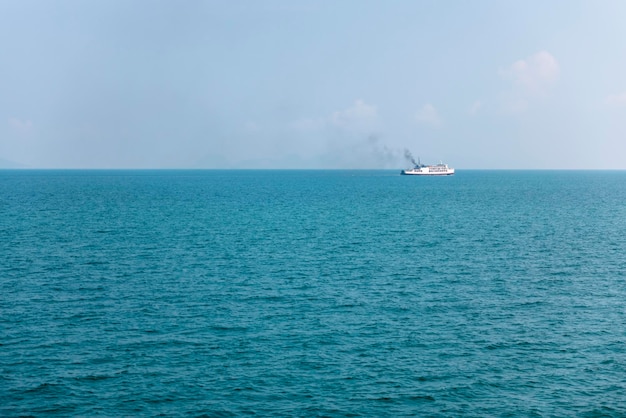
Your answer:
(330, 99), (378, 131)
(606, 92), (626, 106)
(501, 51), (560, 95)
(469, 100), (482, 115)
(8, 117), (33, 134)
(499, 51), (560, 114)
(415, 104), (441, 126)
(292, 99), (379, 133)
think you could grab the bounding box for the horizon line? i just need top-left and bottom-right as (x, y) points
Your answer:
(2, 167), (626, 171)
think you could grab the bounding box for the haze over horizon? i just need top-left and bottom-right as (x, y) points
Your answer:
(2, 1), (626, 169)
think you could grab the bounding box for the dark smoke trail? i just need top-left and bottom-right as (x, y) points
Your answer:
(404, 149), (416, 165)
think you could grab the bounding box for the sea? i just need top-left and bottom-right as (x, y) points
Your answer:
(1, 169), (626, 417)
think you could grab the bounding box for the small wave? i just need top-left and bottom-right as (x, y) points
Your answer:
(23, 382), (66, 394)
(74, 374), (114, 382)
(408, 395), (436, 402)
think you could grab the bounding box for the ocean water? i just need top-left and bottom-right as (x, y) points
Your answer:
(2, 169), (626, 416)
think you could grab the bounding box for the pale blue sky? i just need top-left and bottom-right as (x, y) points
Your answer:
(1, 0), (625, 168)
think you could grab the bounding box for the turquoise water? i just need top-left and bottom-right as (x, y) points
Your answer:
(2, 169), (626, 416)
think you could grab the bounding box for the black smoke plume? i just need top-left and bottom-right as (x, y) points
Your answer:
(404, 149), (416, 165)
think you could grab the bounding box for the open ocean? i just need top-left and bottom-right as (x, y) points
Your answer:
(2, 169), (626, 417)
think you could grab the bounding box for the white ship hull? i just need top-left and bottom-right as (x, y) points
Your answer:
(401, 164), (454, 176)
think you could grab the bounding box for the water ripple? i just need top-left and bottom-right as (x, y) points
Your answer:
(2, 170), (626, 416)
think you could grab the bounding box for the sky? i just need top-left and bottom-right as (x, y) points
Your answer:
(1, 0), (626, 169)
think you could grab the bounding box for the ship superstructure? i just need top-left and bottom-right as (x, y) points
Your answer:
(401, 158), (454, 176)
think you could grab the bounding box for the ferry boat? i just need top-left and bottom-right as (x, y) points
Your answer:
(401, 160), (455, 176)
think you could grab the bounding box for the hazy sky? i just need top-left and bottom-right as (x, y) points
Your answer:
(1, 0), (626, 169)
